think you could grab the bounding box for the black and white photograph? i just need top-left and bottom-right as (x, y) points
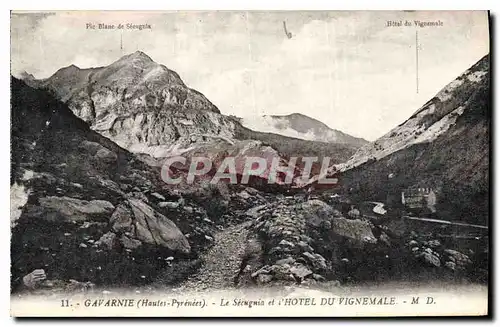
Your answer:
(9, 10), (490, 317)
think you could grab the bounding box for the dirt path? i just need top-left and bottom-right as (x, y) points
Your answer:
(175, 221), (252, 292)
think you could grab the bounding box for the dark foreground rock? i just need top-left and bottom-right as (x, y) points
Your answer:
(234, 198), (392, 287)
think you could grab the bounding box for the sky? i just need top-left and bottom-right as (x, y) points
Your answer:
(11, 11), (489, 141)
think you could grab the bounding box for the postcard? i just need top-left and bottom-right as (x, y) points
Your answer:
(10, 10), (490, 317)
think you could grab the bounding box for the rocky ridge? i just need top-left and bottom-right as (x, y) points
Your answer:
(340, 54), (490, 171)
(307, 55), (490, 224)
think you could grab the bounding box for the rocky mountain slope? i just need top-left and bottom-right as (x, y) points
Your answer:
(10, 77), (227, 292)
(21, 51), (359, 186)
(233, 193), (487, 288)
(23, 52), (359, 163)
(337, 54), (490, 224)
(241, 113), (368, 147)
(340, 54), (490, 171)
(11, 72), (487, 295)
(28, 51), (237, 158)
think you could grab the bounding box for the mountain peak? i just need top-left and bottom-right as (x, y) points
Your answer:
(61, 64), (80, 70)
(131, 50), (150, 58)
(59, 64), (81, 72)
(268, 112), (330, 130)
(121, 51), (154, 63)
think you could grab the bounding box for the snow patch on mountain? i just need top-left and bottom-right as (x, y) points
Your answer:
(338, 105), (469, 172)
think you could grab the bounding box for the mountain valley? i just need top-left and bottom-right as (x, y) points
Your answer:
(11, 51), (490, 295)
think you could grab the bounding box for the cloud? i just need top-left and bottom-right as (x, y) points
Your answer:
(11, 11), (489, 140)
(189, 11), (489, 140)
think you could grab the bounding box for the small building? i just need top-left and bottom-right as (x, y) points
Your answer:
(401, 187), (437, 214)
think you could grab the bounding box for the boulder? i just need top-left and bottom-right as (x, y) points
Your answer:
(378, 231), (391, 247)
(127, 191), (149, 203)
(36, 196), (115, 222)
(290, 264), (313, 279)
(302, 252), (327, 271)
(444, 261), (457, 271)
(424, 247), (439, 257)
(384, 220), (410, 238)
(301, 279), (318, 287)
(276, 257), (296, 266)
(246, 204), (268, 219)
(151, 192), (166, 201)
(297, 240), (314, 252)
(244, 187), (260, 196)
(110, 204), (134, 233)
(65, 279), (95, 292)
(278, 239), (295, 249)
(120, 235), (142, 250)
(443, 249), (472, 270)
(95, 232), (117, 250)
(427, 240), (441, 248)
(95, 147), (117, 164)
(330, 218), (377, 246)
(300, 235), (313, 244)
(270, 264), (295, 281)
(312, 274), (326, 282)
(408, 240), (418, 247)
(237, 191), (251, 200)
(256, 274), (273, 285)
(110, 198), (190, 254)
(22, 269), (47, 289)
(251, 265), (271, 278)
(302, 200), (336, 228)
(158, 201), (179, 209)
